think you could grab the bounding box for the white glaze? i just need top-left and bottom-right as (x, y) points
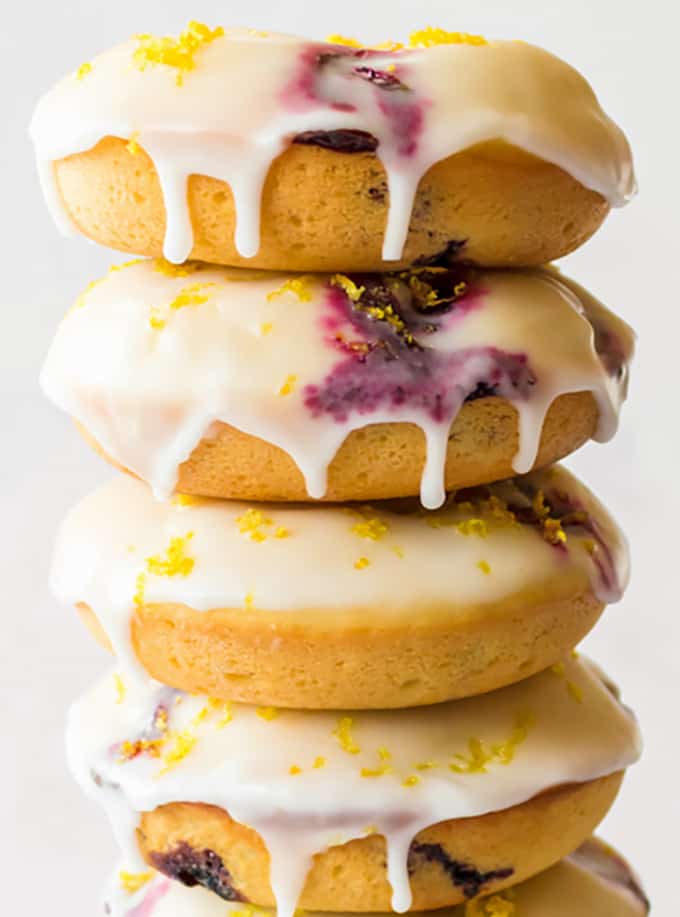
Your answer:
(69, 657), (640, 917)
(30, 28), (635, 263)
(50, 465), (629, 682)
(104, 839), (648, 916)
(40, 260), (634, 509)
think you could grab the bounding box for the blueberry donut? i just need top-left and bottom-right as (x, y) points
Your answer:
(30, 26), (635, 271)
(53, 466), (628, 709)
(105, 838), (649, 916)
(41, 260), (633, 509)
(68, 657), (640, 913)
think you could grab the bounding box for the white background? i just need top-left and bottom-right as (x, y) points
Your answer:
(1, 0), (678, 913)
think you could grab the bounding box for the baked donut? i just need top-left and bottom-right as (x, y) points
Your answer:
(40, 260), (634, 509)
(105, 837), (649, 916)
(52, 466), (628, 709)
(67, 657), (641, 914)
(30, 26), (635, 270)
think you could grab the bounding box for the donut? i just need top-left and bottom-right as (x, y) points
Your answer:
(40, 260), (634, 509)
(67, 657), (641, 914)
(52, 465), (628, 709)
(105, 837), (650, 916)
(30, 26), (635, 270)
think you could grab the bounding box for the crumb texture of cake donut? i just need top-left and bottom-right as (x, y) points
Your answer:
(30, 26), (635, 270)
(52, 465), (629, 708)
(67, 657), (640, 916)
(104, 837), (649, 916)
(40, 260), (634, 509)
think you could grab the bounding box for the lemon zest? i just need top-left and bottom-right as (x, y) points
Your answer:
(119, 871), (153, 894)
(409, 27), (487, 48)
(133, 21), (225, 86)
(333, 717), (360, 754)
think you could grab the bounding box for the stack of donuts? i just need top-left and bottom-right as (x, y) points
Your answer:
(31, 22), (648, 917)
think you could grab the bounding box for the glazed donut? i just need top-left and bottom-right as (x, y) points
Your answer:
(52, 466), (628, 709)
(67, 657), (641, 913)
(41, 260), (633, 509)
(104, 838), (650, 916)
(30, 27), (635, 270)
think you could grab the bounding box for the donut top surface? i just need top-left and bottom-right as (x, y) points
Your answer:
(30, 24), (635, 264)
(69, 657), (640, 917)
(51, 465), (628, 674)
(40, 260), (634, 509)
(105, 838), (649, 916)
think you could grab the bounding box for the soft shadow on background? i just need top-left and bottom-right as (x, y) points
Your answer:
(0, 0), (677, 913)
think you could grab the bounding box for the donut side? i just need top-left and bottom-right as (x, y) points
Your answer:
(137, 775), (623, 911)
(53, 138), (609, 270)
(78, 392), (599, 503)
(78, 590), (604, 709)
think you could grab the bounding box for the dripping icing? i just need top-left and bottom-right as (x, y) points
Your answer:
(30, 28), (636, 263)
(40, 262), (634, 510)
(103, 837), (649, 916)
(69, 658), (641, 917)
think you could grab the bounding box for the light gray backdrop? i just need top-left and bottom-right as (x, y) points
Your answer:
(1, 0), (677, 914)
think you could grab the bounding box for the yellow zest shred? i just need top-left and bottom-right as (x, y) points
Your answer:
(172, 493), (200, 507)
(465, 891), (516, 917)
(119, 871), (153, 894)
(149, 309), (165, 330)
(326, 34), (363, 47)
(118, 737), (163, 763)
(457, 518), (488, 537)
(126, 132), (141, 155)
(354, 556), (370, 570)
(235, 508), (289, 542)
(409, 27), (487, 48)
(217, 705), (234, 728)
(257, 706), (279, 721)
(278, 374), (298, 397)
(266, 276), (314, 303)
(236, 508), (272, 542)
(477, 560), (491, 575)
(75, 62), (93, 81)
(159, 730), (197, 774)
(392, 545), (405, 559)
(450, 712), (534, 774)
(153, 259), (200, 278)
(352, 516), (389, 541)
(146, 533), (195, 577)
(244, 591), (255, 610)
(313, 756), (327, 769)
(333, 716), (361, 754)
(289, 764), (302, 775)
(133, 572), (147, 607)
(133, 21), (225, 86)
(331, 274), (365, 303)
(260, 321), (274, 336)
(403, 775), (420, 787)
(415, 760), (439, 771)
(169, 282), (215, 312)
(114, 674), (126, 705)
(361, 745), (393, 778)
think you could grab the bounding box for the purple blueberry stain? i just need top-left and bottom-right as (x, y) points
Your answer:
(304, 268), (536, 427)
(282, 44), (426, 161)
(408, 841), (514, 898)
(149, 842), (246, 902)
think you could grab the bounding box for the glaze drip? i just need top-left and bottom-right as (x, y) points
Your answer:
(69, 658), (641, 917)
(30, 27), (636, 264)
